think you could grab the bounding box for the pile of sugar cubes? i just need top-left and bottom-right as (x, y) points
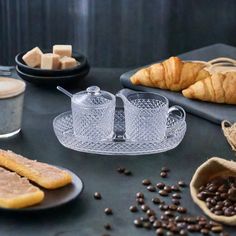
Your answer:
(22, 45), (79, 70)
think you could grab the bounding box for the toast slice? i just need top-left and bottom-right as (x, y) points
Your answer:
(0, 150), (72, 189)
(0, 167), (44, 208)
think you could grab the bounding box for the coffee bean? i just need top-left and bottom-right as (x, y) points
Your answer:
(172, 199), (180, 205)
(164, 210), (174, 217)
(141, 204), (149, 212)
(178, 181), (187, 187)
(147, 185), (156, 192)
(129, 205), (138, 212)
(175, 216), (185, 222)
(156, 182), (165, 189)
(172, 193), (181, 199)
(117, 167), (125, 173)
(124, 169), (132, 175)
(152, 197), (161, 204)
(104, 223), (112, 230)
(136, 192), (144, 198)
(156, 228), (164, 235)
(142, 179), (151, 186)
(186, 216), (197, 224)
(153, 220), (162, 228)
(197, 192), (206, 200)
(134, 219), (143, 227)
(209, 220), (221, 227)
(179, 229), (187, 235)
(228, 187), (236, 201)
(177, 222), (187, 229)
(94, 192), (102, 200)
(177, 206), (187, 214)
(160, 215), (169, 221)
(143, 221), (152, 229)
(161, 167), (170, 172)
(169, 204), (177, 211)
(140, 216), (149, 222)
(171, 185), (181, 192)
(149, 215), (156, 223)
(164, 185), (172, 193)
(146, 209), (156, 217)
(220, 233), (229, 236)
(104, 208), (113, 215)
(211, 225), (223, 233)
(214, 210), (223, 215)
(159, 190), (169, 196)
(136, 197), (145, 205)
(187, 225), (196, 232)
(201, 228), (209, 235)
(159, 204), (169, 211)
(166, 232), (174, 236)
(160, 172), (168, 178)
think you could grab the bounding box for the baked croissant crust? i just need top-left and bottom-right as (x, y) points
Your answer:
(130, 56), (210, 91)
(182, 72), (236, 105)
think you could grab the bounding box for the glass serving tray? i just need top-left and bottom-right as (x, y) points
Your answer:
(53, 109), (186, 155)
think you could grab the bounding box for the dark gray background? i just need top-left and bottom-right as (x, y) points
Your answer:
(1, 0), (236, 67)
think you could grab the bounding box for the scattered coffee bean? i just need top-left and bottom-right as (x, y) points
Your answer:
(160, 171), (168, 178)
(179, 229), (187, 235)
(104, 208), (113, 215)
(94, 192), (102, 200)
(164, 185), (172, 193)
(142, 179), (151, 186)
(159, 190), (169, 196)
(136, 197), (144, 205)
(171, 185), (181, 192)
(136, 192), (144, 198)
(153, 220), (162, 228)
(156, 182), (165, 189)
(149, 215), (156, 223)
(104, 223), (112, 230)
(134, 219), (143, 227)
(211, 225), (223, 233)
(147, 185), (156, 192)
(141, 204), (149, 212)
(143, 221), (152, 229)
(146, 209), (156, 217)
(177, 206), (187, 213)
(166, 231), (174, 236)
(168, 204), (177, 211)
(124, 169), (132, 175)
(178, 181), (187, 187)
(129, 205), (138, 212)
(117, 167), (125, 173)
(172, 193), (181, 199)
(156, 228), (164, 235)
(159, 204), (169, 211)
(161, 167), (170, 172)
(201, 228), (209, 235)
(172, 199), (180, 205)
(164, 210), (174, 217)
(152, 197), (161, 204)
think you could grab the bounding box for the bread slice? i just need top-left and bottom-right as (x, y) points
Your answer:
(0, 167), (44, 208)
(0, 150), (72, 189)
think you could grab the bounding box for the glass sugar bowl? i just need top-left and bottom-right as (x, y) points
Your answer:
(71, 86), (116, 141)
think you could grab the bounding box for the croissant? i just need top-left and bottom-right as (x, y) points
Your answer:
(130, 56), (210, 91)
(182, 72), (236, 104)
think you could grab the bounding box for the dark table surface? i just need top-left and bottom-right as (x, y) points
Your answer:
(0, 44), (236, 236)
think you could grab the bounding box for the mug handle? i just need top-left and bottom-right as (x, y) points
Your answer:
(167, 105), (186, 132)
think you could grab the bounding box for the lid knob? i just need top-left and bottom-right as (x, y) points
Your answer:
(86, 86), (100, 95)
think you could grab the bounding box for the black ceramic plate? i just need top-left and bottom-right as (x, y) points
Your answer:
(16, 65), (90, 85)
(15, 51), (89, 76)
(1, 167), (83, 212)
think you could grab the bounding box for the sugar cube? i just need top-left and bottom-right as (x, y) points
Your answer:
(41, 53), (60, 70)
(22, 47), (43, 68)
(53, 45), (72, 58)
(60, 56), (78, 69)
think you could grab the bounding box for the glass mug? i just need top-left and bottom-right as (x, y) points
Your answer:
(117, 89), (186, 142)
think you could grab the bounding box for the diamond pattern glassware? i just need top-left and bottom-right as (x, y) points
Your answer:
(53, 109), (186, 156)
(117, 89), (186, 142)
